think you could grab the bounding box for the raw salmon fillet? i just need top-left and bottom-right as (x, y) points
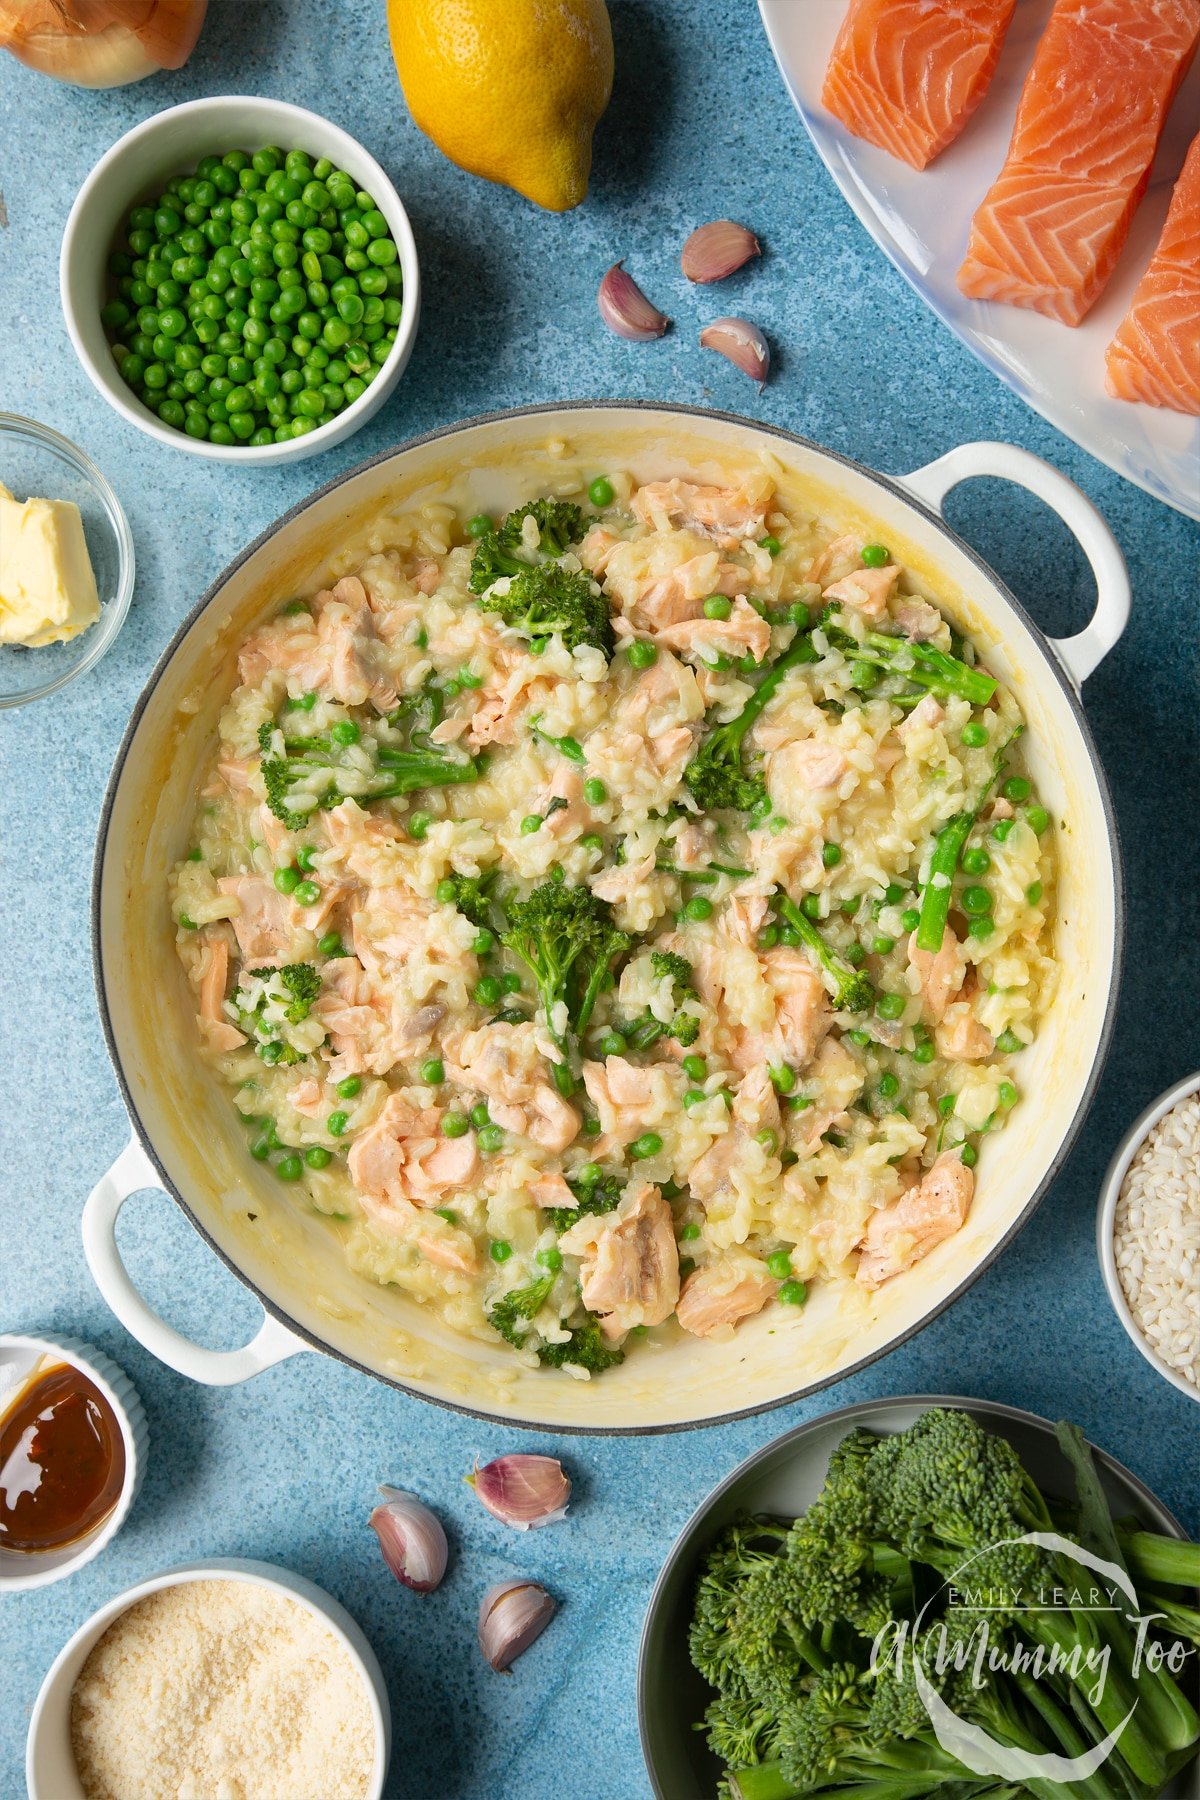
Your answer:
(1106, 130), (1200, 411)
(821, 0), (1017, 171)
(958, 0), (1200, 326)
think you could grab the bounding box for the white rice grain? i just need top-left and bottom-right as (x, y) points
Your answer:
(1113, 1093), (1200, 1387)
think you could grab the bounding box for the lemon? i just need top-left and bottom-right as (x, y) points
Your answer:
(388, 0), (614, 213)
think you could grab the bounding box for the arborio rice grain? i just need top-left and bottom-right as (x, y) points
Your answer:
(1113, 1094), (1200, 1387)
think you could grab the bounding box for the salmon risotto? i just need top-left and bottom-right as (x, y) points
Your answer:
(170, 465), (1056, 1375)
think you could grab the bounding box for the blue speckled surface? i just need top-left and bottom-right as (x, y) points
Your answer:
(1, 3), (1197, 1797)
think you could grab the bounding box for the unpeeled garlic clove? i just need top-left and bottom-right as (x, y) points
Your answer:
(368, 1486), (448, 1593)
(597, 261), (671, 341)
(478, 1579), (557, 1671)
(468, 1454), (571, 1530)
(681, 220), (761, 284)
(699, 316), (771, 389)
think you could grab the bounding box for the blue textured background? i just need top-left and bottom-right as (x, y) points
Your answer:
(1, 3), (1197, 1797)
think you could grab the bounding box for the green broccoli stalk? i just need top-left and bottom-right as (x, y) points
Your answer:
(821, 611), (998, 706)
(529, 712), (587, 765)
(619, 949), (701, 1050)
(500, 881), (631, 1088)
(232, 964), (323, 1066)
(258, 716), (479, 831)
(684, 627), (820, 813)
(776, 895), (874, 1013)
(914, 729), (1023, 954)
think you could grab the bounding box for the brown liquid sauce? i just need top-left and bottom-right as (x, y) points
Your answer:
(0, 1362), (125, 1552)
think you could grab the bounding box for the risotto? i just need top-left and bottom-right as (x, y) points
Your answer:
(170, 461), (1056, 1376)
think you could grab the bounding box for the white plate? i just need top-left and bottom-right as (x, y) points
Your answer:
(759, 0), (1200, 519)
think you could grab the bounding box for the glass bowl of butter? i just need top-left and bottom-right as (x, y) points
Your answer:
(0, 413), (134, 708)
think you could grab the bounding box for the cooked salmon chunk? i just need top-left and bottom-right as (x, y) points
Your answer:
(856, 1151), (975, 1288)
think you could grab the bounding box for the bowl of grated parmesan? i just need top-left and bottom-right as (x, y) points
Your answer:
(26, 1558), (390, 1800)
(1097, 1071), (1200, 1404)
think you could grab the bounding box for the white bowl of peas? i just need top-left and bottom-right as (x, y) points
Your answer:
(60, 96), (421, 464)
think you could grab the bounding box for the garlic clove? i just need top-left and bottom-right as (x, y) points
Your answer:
(597, 261), (671, 341)
(699, 316), (771, 389)
(478, 1579), (557, 1671)
(681, 220), (761, 284)
(368, 1486), (448, 1593)
(468, 1455), (571, 1531)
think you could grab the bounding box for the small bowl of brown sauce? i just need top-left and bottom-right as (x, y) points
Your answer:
(0, 1335), (146, 1591)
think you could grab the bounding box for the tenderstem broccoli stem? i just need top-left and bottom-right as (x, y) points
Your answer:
(1117, 1528), (1200, 1591)
(851, 630), (998, 706)
(915, 813), (973, 953)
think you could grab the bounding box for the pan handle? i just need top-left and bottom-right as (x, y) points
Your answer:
(899, 441), (1130, 689)
(82, 1138), (308, 1386)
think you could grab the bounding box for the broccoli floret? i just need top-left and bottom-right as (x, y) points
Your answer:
(684, 627), (819, 812)
(533, 1314), (624, 1373)
(468, 497), (586, 591)
(544, 1167), (624, 1233)
(619, 949), (701, 1051)
(501, 882), (631, 1081)
(487, 1278), (624, 1374)
(478, 561), (614, 658)
(435, 870), (496, 929)
(233, 964), (324, 1065)
(258, 709), (480, 831)
(386, 674), (445, 737)
(775, 895), (874, 1014)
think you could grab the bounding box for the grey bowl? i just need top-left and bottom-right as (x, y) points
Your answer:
(638, 1395), (1192, 1799)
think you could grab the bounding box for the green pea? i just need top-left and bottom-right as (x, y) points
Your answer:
(588, 475), (614, 506)
(757, 924), (780, 949)
(442, 1112), (469, 1138)
(327, 1110), (349, 1137)
(475, 976), (503, 1005)
(871, 935), (894, 956)
(630, 1132), (663, 1160)
(420, 1059), (445, 1087)
(998, 1081), (1018, 1108)
(519, 814), (542, 835)
(576, 1162), (603, 1186)
(960, 1142), (978, 1169)
(900, 907), (920, 932)
(627, 640), (657, 669)
(750, 793), (773, 822)
(759, 535), (782, 556)
(331, 718), (360, 745)
(778, 1279), (808, 1305)
(968, 917), (995, 941)
(822, 842), (842, 868)
(472, 929), (495, 954)
(962, 848), (991, 875)
(536, 1245), (563, 1271)
(275, 1154), (303, 1181)
(766, 1249), (792, 1278)
(682, 1054), (707, 1082)
(304, 1145), (332, 1170)
(489, 1239), (513, 1262)
(408, 811), (431, 840)
(1002, 776), (1032, 804)
(683, 1089), (707, 1108)
(583, 777), (607, 805)
(318, 931), (343, 956)
(996, 1029), (1023, 1054)
(755, 1128), (778, 1153)
(961, 885), (992, 916)
(178, 913), (198, 931)
(877, 1072), (900, 1100)
(860, 543), (889, 567)
(841, 895), (862, 917)
(600, 1031), (627, 1057)
(336, 1076), (361, 1099)
(702, 594), (732, 621)
(1026, 882), (1043, 905)
(876, 992), (906, 1021)
(680, 1223), (701, 1242)
(961, 720), (990, 748)
(477, 1125), (505, 1154)
(293, 880), (321, 906)
(274, 866), (300, 894)
(800, 895), (821, 920)
(991, 818), (1014, 842)
(501, 972), (522, 995)
(1025, 805), (1050, 835)
(844, 943), (866, 966)
(684, 896), (713, 922)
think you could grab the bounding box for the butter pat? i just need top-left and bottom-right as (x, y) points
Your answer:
(0, 480), (101, 647)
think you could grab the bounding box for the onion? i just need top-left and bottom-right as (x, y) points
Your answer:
(0, 0), (207, 88)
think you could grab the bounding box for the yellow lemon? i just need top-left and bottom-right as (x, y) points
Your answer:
(388, 0), (613, 213)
